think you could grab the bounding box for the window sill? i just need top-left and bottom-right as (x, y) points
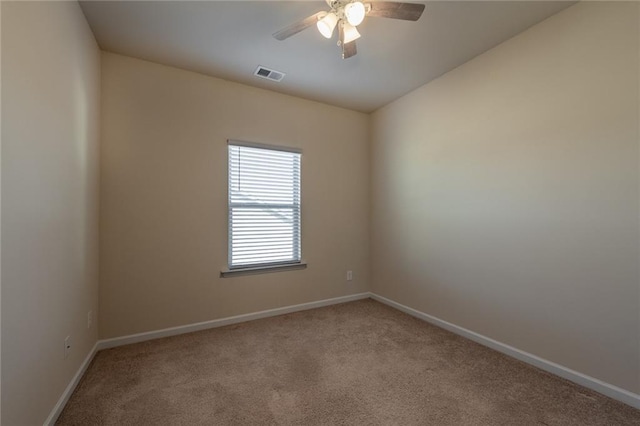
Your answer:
(220, 262), (307, 278)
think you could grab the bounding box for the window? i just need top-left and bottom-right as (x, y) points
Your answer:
(227, 141), (302, 271)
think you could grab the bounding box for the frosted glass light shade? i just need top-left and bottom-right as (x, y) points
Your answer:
(317, 12), (338, 38)
(342, 22), (361, 43)
(345, 2), (366, 26)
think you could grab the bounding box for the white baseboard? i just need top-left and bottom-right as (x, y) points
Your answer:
(370, 292), (640, 410)
(44, 341), (99, 426)
(97, 292), (370, 350)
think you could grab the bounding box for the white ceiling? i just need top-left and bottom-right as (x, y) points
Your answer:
(80, 1), (575, 113)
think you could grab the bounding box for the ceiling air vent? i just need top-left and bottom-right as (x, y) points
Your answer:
(254, 66), (285, 82)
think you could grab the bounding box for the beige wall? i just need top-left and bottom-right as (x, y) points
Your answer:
(1, 1), (4, 417)
(100, 53), (370, 339)
(1, 2), (101, 424)
(371, 1), (640, 394)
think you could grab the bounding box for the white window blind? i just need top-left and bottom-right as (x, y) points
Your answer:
(228, 142), (301, 269)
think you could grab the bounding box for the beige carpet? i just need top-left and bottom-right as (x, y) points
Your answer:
(58, 299), (640, 425)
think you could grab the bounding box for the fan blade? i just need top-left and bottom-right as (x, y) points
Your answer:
(273, 11), (326, 40)
(338, 23), (357, 59)
(342, 41), (357, 59)
(366, 2), (425, 21)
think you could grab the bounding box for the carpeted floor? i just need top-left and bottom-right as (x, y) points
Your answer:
(58, 299), (640, 425)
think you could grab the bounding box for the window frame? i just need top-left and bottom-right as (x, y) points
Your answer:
(222, 140), (306, 277)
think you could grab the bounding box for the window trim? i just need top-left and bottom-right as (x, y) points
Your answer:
(223, 139), (303, 276)
(220, 261), (307, 278)
(227, 139), (302, 154)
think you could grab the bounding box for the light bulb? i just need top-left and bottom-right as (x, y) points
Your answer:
(317, 12), (338, 38)
(342, 22), (361, 44)
(345, 1), (366, 27)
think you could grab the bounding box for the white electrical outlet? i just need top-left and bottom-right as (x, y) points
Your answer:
(64, 335), (71, 359)
(87, 310), (93, 329)
(347, 270), (353, 281)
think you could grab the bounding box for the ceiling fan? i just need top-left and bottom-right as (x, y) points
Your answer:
(273, 0), (425, 59)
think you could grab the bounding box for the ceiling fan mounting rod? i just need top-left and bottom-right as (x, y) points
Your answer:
(327, 0), (372, 18)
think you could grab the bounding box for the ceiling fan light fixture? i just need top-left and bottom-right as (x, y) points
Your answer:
(317, 12), (338, 38)
(342, 22), (361, 44)
(274, 1), (426, 59)
(345, 1), (366, 26)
